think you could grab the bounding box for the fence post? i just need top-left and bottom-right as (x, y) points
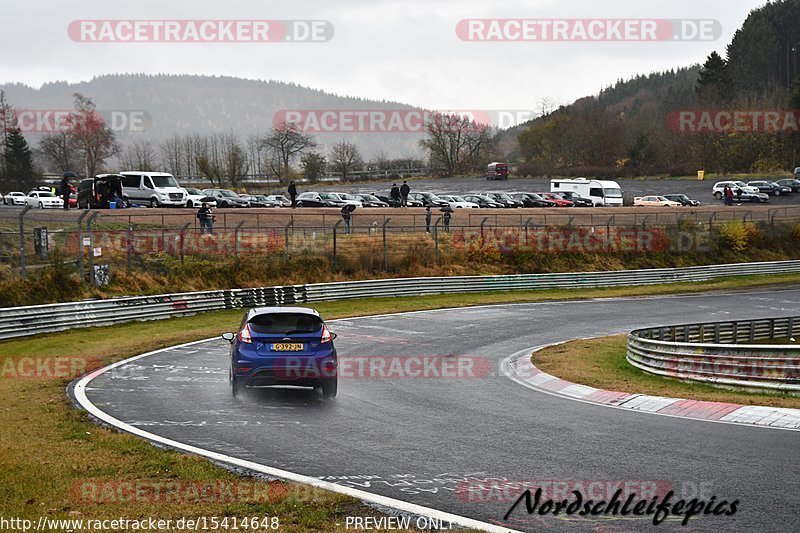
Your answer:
(18, 206), (31, 277)
(383, 218), (391, 271)
(76, 209), (89, 280)
(434, 216), (442, 260)
(127, 224), (134, 272)
(606, 216), (614, 252)
(284, 220), (293, 260)
(480, 217), (488, 242)
(524, 217), (532, 246)
(332, 220), (342, 270)
(234, 221), (246, 258)
(179, 222), (191, 264)
(86, 212), (100, 287)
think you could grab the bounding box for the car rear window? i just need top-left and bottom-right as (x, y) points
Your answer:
(248, 313), (323, 335)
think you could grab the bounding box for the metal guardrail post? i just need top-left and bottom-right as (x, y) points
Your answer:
(284, 220), (293, 260)
(234, 221), (246, 258)
(383, 218), (391, 271)
(18, 206), (31, 277)
(332, 220), (342, 270)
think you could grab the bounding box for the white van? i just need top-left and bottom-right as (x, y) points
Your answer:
(550, 178), (623, 207)
(119, 171), (187, 207)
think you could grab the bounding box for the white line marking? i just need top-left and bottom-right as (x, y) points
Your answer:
(73, 338), (519, 533)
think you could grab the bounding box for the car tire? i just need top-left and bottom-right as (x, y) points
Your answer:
(38, 202), (43, 209)
(230, 367), (244, 397)
(775, 191), (781, 196)
(320, 378), (338, 399)
(149, 198), (160, 208)
(296, 201), (304, 207)
(714, 192), (723, 199)
(186, 200), (194, 208)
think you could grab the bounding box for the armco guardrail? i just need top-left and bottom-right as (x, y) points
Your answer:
(628, 316), (800, 393)
(2, 260), (800, 341)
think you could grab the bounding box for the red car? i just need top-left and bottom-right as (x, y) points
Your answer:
(537, 192), (574, 207)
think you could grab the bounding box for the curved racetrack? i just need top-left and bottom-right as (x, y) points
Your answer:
(76, 289), (800, 532)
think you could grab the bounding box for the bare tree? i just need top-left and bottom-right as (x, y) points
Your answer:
(67, 93), (119, 177)
(329, 141), (363, 181)
(39, 132), (79, 173)
(118, 139), (157, 170)
(159, 135), (183, 177)
(419, 113), (491, 175)
(262, 121), (316, 179)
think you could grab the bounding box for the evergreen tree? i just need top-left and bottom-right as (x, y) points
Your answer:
(3, 128), (35, 190)
(696, 52), (733, 104)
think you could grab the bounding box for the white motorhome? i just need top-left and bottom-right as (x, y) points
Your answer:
(119, 171), (187, 207)
(550, 178), (623, 207)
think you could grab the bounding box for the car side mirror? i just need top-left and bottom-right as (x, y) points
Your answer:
(221, 332), (235, 343)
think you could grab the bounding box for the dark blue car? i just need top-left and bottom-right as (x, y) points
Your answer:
(223, 307), (338, 398)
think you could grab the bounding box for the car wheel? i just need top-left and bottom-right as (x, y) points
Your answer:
(149, 198), (160, 208)
(230, 366), (244, 397)
(775, 191), (781, 196)
(296, 201), (304, 207)
(320, 378), (338, 399)
(38, 202), (43, 209)
(186, 200), (194, 208)
(751, 197), (759, 203)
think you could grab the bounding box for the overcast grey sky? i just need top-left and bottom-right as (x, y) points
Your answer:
(0, 0), (768, 110)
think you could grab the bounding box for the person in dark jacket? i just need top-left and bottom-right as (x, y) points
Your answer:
(197, 203), (214, 235)
(59, 175), (72, 210)
(341, 206), (351, 234)
(288, 181), (298, 208)
(442, 209), (451, 232)
(400, 181), (410, 207)
(425, 206), (432, 233)
(390, 184), (401, 207)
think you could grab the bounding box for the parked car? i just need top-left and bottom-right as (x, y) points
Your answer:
(253, 195), (284, 207)
(553, 191), (593, 207)
(119, 171), (187, 207)
(484, 192), (524, 208)
(295, 192), (347, 207)
(354, 193), (389, 207)
(537, 192), (575, 207)
(633, 196), (683, 207)
(265, 194), (292, 207)
(78, 174), (125, 209)
(408, 191), (449, 208)
(26, 190), (64, 209)
(712, 181), (769, 203)
(462, 194), (504, 208)
(663, 194), (700, 206)
(746, 180), (791, 196)
(437, 195), (479, 209)
(240, 194), (272, 207)
(202, 189), (250, 208)
(326, 192), (363, 207)
(183, 187), (217, 208)
(2, 192), (26, 206)
(776, 178), (800, 193)
(794, 167), (800, 179)
(508, 192), (557, 208)
(373, 191), (423, 207)
(222, 307), (338, 398)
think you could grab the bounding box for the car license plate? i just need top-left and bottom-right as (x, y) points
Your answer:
(272, 343), (304, 351)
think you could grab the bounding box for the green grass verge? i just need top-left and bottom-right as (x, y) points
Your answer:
(2, 274), (800, 529)
(533, 335), (800, 409)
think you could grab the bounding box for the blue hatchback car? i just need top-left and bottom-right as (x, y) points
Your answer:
(222, 307), (338, 398)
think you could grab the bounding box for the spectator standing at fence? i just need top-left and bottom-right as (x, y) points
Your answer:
(341, 206), (352, 234)
(288, 181), (298, 208)
(390, 183), (401, 207)
(400, 181), (410, 207)
(724, 185), (734, 206)
(443, 210), (451, 232)
(425, 206), (432, 233)
(735, 187), (742, 204)
(197, 202), (214, 235)
(59, 174), (71, 210)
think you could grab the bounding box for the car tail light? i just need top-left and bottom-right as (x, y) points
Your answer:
(321, 325), (332, 344)
(238, 324), (253, 344)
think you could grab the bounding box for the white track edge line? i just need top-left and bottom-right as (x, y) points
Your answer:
(501, 346), (800, 433)
(73, 337), (520, 533)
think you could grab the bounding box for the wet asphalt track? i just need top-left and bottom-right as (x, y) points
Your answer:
(78, 289), (800, 532)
